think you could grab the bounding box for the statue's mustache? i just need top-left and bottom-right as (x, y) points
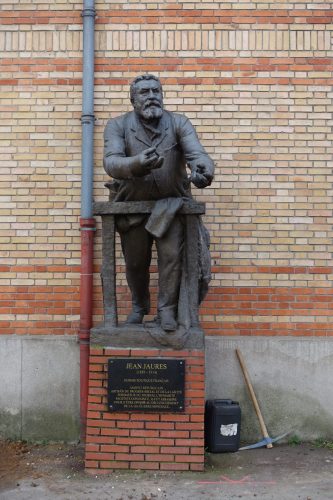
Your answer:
(144, 100), (162, 109)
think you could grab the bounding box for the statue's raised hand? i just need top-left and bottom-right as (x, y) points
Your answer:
(131, 147), (164, 177)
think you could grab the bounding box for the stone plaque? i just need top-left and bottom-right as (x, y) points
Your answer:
(108, 358), (185, 412)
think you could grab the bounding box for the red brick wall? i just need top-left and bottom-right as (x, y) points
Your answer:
(1, 1), (332, 338)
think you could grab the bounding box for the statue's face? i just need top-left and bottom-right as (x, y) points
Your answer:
(132, 79), (163, 122)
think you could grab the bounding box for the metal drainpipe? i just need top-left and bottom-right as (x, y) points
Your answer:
(79, 0), (96, 442)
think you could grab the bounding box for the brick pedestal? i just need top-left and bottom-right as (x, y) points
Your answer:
(85, 345), (205, 473)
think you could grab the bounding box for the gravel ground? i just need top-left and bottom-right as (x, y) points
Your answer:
(0, 440), (332, 499)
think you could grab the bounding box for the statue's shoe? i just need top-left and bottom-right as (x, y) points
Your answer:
(125, 310), (144, 324)
(160, 310), (177, 332)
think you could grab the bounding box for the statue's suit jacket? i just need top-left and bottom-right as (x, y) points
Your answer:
(103, 110), (214, 202)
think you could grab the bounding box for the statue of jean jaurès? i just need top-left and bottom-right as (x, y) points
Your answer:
(103, 74), (214, 338)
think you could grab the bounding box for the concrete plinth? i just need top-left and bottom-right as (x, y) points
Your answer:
(0, 335), (80, 442)
(205, 336), (333, 443)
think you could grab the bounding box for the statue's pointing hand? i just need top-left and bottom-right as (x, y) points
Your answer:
(131, 146), (164, 177)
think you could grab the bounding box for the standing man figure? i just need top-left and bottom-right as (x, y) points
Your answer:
(103, 74), (214, 332)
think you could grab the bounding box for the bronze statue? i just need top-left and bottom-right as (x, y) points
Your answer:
(103, 74), (214, 334)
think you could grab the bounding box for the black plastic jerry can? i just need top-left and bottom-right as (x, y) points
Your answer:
(205, 399), (241, 452)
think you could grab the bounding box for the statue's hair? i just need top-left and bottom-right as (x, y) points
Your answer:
(130, 74), (162, 102)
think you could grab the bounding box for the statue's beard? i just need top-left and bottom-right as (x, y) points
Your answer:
(138, 102), (163, 122)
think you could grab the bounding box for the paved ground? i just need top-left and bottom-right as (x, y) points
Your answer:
(0, 440), (332, 499)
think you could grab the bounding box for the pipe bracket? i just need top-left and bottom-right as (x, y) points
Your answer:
(80, 217), (96, 230)
(81, 114), (95, 124)
(81, 8), (96, 18)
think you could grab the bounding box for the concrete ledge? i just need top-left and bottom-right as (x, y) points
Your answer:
(205, 336), (333, 442)
(1, 334), (332, 443)
(0, 335), (80, 442)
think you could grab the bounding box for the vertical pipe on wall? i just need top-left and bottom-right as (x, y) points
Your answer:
(81, 0), (95, 220)
(80, 0), (96, 441)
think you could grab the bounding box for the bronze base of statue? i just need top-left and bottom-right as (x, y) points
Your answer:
(90, 322), (204, 350)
